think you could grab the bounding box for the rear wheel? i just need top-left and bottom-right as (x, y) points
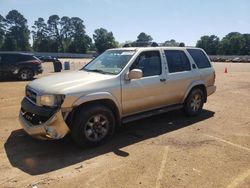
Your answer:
(71, 104), (115, 147)
(184, 88), (204, 116)
(19, 69), (34, 80)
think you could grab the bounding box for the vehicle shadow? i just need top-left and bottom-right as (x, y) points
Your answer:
(4, 109), (214, 175)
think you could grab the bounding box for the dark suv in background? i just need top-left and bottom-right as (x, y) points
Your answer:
(0, 52), (43, 80)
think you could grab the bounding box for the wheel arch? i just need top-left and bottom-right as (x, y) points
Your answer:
(66, 93), (121, 130)
(182, 81), (207, 103)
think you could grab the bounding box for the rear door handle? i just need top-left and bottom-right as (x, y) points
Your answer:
(160, 78), (166, 82)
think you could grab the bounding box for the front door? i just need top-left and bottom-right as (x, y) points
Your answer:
(121, 50), (167, 116)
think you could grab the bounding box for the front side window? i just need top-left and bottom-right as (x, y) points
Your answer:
(130, 51), (162, 77)
(165, 50), (191, 73)
(83, 50), (135, 75)
(187, 49), (211, 68)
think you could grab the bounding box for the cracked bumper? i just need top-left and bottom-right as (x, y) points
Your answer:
(19, 97), (70, 140)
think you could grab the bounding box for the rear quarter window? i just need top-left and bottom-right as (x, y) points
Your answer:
(187, 49), (211, 69)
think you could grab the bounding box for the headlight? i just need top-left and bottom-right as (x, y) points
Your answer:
(40, 94), (65, 107)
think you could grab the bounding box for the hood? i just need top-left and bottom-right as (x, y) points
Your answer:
(28, 71), (114, 94)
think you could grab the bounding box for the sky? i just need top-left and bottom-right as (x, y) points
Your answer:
(0, 0), (250, 46)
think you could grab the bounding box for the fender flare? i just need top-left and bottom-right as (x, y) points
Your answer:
(72, 92), (121, 116)
(181, 80), (206, 103)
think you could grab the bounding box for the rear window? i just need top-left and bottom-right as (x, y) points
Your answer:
(187, 49), (211, 68)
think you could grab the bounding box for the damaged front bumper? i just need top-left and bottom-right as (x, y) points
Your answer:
(19, 97), (70, 140)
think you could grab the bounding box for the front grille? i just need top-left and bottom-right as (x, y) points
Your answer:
(21, 108), (51, 126)
(26, 88), (37, 104)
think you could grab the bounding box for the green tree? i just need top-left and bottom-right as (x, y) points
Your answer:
(60, 16), (72, 52)
(218, 32), (246, 55)
(93, 28), (118, 53)
(3, 10), (30, 51)
(196, 35), (220, 55)
(0, 14), (5, 49)
(47, 15), (61, 52)
(32, 17), (50, 52)
(67, 17), (91, 53)
(242, 34), (250, 55)
(163, 39), (180, 47)
(136, 32), (153, 43)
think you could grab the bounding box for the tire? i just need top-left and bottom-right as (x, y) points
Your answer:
(19, 69), (34, 80)
(184, 88), (204, 116)
(71, 104), (116, 147)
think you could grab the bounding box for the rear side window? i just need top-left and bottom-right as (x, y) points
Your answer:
(165, 50), (191, 73)
(18, 55), (36, 61)
(187, 49), (211, 68)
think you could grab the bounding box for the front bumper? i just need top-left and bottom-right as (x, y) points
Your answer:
(19, 97), (70, 140)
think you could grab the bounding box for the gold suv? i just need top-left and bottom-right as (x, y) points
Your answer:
(19, 47), (216, 147)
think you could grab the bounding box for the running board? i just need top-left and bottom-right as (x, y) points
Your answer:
(122, 104), (183, 124)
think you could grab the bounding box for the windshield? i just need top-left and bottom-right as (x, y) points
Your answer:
(82, 50), (135, 75)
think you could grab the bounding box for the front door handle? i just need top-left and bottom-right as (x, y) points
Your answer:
(160, 78), (166, 82)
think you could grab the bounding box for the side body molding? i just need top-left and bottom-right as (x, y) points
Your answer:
(181, 80), (206, 103)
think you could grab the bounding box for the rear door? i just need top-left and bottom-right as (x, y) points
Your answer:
(187, 49), (215, 87)
(1, 54), (19, 73)
(163, 49), (200, 104)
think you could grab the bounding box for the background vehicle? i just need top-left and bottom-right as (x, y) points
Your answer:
(19, 47), (216, 147)
(36, 56), (62, 72)
(0, 52), (43, 80)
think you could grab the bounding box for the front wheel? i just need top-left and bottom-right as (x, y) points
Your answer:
(71, 104), (115, 147)
(184, 88), (204, 116)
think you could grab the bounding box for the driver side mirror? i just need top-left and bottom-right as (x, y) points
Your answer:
(125, 69), (143, 80)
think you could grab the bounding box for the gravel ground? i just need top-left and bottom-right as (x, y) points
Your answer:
(0, 62), (250, 188)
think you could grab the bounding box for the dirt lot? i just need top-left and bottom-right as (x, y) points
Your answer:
(0, 62), (250, 188)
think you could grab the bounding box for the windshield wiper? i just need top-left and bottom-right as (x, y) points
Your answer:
(83, 69), (115, 75)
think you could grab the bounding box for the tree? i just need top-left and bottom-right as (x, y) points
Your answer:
(3, 10), (30, 51)
(242, 34), (250, 55)
(218, 32), (246, 55)
(136, 32), (153, 43)
(179, 42), (185, 47)
(60, 16), (72, 52)
(67, 17), (91, 53)
(32, 15), (91, 53)
(93, 28), (118, 53)
(47, 15), (61, 52)
(32, 17), (50, 52)
(0, 14), (5, 49)
(163, 39), (179, 47)
(196, 35), (220, 55)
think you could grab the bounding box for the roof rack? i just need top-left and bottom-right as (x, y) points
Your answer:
(123, 42), (185, 48)
(123, 42), (159, 48)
